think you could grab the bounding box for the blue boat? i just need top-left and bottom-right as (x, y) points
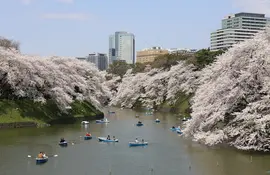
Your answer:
(136, 123), (143, 126)
(84, 136), (92, 140)
(36, 156), (48, 164)
(129, 142), (148, 147)
(59, 141), (68, 146)
(98, 137), (118, 142)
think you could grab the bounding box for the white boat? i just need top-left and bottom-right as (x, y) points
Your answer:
(96, 118), (110, 123)
(81, 121), (89, 125)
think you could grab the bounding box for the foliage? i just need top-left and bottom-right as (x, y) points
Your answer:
(194, 48), (224, 69)
(0, 99), (102, 123)
(0, 45), (110, 113)
(132, 62), (146, 73)
(107, 60), (132, 77)
(151, 53), (191, 69)
(183, 27), (270, 152)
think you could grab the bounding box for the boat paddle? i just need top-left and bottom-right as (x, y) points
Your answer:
(27, 154), (58, 158)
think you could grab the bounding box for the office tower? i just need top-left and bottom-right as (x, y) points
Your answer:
(211, 12), (270, 51)
(87, 53), (108, 71)
(109, 31), (135, 64)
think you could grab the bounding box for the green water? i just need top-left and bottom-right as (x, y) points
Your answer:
(0, 108), (269, 175)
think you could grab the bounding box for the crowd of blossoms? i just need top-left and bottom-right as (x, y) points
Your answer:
(108, 62), (199, 108)
(0, 46), (110, 112)
(183, 27), (270, 151)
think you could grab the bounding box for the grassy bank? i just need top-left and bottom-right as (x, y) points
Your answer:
(0, 99), (103, 125)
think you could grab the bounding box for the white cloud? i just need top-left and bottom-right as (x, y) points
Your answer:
(56, 0), (74, 3)
(41, 13), (89, 20)
(232, 0), (270, 15)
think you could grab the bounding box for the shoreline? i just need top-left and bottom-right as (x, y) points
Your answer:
(0, 113), (104, 129)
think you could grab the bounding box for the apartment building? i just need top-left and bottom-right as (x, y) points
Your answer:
(211, 12), (270, 51)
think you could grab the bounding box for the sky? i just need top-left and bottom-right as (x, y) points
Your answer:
(0, 0), (268, 57)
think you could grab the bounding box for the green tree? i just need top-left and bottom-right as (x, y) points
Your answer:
(194, 49), (225, 69)
(132, 62), (146, 73)
(151, 53), (191, 69)
(107, 60), (131, 77)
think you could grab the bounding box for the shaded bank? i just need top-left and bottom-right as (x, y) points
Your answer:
(0, 99), (104, 129)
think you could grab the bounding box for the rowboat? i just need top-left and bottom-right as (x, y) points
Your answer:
(155, 119), (160, 123)
(177, 130), (183, 134)
(81, 121), (89, 125)
(98, 137), (118, 142)
(59, 141), (68, 146)
(96, 118), (109, 123)
(129, 142), (148, 147)
(84, 136), (92, 140)
(36, 156), (48, 164)
(136, 123), (143, 126)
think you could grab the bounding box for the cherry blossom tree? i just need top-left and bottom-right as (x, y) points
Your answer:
(0, 46), (110, 112)
(183, 27), (270, 151)
(110, 61), (199, 108)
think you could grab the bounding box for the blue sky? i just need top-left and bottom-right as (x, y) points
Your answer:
(0, 0), (267, 57)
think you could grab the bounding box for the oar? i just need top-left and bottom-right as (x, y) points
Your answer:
(27, 154), (58, 158)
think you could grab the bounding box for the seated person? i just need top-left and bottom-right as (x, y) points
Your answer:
(107, 135), (111, 140)
(60, 138), (65, 143)
(172, 126), (175, 129)
(113, 136), (116, 140)
(138, 121), (142, 124)
(135, 138), (139, 143)
(86, 132), (91, 136)
(142, 139), (144, 143)
(37, 152), (43, 158)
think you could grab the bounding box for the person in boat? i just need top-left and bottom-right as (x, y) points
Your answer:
(60, 138), (65, 143)
(113, 136), (116, 140)
(172, 126), (175, 129)
(142, 139), (144, 143)
(86, 132), (91, 137)
(135, 138), (139, 143)
(138, 121), (142, 124)
(42, 152), (47, 158)
(37, 152), (43, 158)
(107, 135), (111, 140)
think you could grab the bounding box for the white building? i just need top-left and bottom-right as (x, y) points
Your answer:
(211, 12), (270, 51)
(167, 48), (197, 54)
(109, 31), (135, 64)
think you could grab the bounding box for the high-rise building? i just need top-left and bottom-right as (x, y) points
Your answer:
(211, 12), (270, 51)
(109, 35), (116, 64)
(109, 31), (135, 64)
(87, 53), (108, 71)
(136, 47), (168, 63)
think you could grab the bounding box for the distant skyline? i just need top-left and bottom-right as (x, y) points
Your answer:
(0, 0), (269, 57)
